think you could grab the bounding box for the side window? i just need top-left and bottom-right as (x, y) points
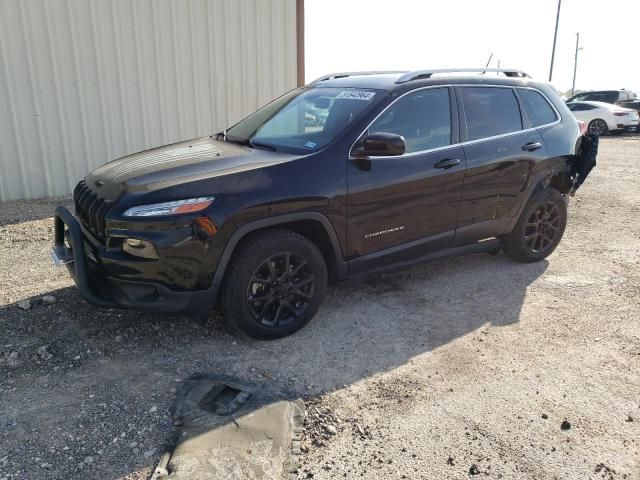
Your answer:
(588, 92), (616, 103)
(364, 88), (451, 153)
(519, 89), (558, 127)
(459, 87), (523, 141)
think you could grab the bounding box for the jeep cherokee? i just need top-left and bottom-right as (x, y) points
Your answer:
(53, 68), (597, 339)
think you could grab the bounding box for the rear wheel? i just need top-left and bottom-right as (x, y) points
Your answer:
(501, 188), (567, 263)
(588, 118), (608, 136)
(220, 229), (328, 340)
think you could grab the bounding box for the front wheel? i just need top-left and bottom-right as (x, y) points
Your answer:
(220, 229), (328, 340)
(501, 188), (567, 263)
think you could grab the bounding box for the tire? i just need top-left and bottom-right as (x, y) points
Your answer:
(220, 228), (328, 340)
(588, 118), (608, 136)
(501, 188), (567, 263)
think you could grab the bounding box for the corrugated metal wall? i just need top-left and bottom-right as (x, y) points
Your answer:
(0, 0), (298, 201)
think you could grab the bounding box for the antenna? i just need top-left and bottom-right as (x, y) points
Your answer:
(482, 52), (494, 74)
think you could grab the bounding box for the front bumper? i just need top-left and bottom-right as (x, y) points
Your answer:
(53, 206), (211, 314)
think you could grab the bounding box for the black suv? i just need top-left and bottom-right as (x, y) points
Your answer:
(566, 89), (637, 105)
(54, 68), (597, 339)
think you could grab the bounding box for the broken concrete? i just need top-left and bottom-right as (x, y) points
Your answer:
(153, 374), (304, 480)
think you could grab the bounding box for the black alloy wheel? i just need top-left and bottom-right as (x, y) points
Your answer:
(247, 252), (315, 327)
(220, 228), (328, 340)
(523, 202), (562, 254)
(501, 187), (567, 263)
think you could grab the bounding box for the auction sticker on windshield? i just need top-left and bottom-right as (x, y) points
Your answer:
(336, 90), (376, 101)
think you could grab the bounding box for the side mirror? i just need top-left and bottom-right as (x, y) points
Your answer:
(359, 132), (406, 157)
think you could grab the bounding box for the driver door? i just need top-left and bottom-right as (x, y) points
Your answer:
(346, 87), (466, 273)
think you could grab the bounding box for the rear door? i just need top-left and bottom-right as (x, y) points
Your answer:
(346, 86), (466, 269)
(454, 85), (548, 245)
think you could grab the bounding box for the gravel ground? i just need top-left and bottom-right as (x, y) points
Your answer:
(1, 136), (639, 480)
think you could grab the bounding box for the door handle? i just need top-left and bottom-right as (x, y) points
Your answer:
(434, 158), (461, 169)
(521, 142), (542, 152)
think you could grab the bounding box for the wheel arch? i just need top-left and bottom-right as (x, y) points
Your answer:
(210, 212), (348, 304)
(506, 166), (569, 233)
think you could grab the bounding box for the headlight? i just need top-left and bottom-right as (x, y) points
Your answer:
(123, 196), (215, 217)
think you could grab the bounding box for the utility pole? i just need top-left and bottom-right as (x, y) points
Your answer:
(571, 32), (583, 96)
(549, 0), (562, 81)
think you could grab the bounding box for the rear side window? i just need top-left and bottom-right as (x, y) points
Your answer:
(459, 87), (523, 141)
(519, 89), (558, 127)
(569, 103), (596, 111)
(364, 87), (452, 153)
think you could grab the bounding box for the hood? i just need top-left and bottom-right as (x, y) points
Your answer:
(85, 137), (297, 201)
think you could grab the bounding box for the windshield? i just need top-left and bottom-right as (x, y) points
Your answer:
(225, 87), (381, 153)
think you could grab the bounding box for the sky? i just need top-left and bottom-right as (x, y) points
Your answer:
(305, 0), (640, 94)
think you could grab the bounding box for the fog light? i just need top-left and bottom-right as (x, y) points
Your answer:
(122, 238), (158, 259)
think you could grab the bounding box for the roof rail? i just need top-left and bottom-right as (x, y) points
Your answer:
(395, 68), (531, 84)
(311, 71), (404, 83)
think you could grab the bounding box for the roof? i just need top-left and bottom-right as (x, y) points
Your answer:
(308, 68), (535, 91)
(310, 72), (406, 90)
(571, 89), (624, 94)
(568, 100), (627, 110)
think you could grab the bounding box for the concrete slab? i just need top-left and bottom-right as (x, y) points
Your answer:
(153, 374), (304, 480)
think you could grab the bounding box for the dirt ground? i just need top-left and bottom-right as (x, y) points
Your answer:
(1, 136), (639, 480)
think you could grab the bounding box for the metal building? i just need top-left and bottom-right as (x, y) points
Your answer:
(0, 0), (304, 201)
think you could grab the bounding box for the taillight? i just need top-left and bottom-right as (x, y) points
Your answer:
(613, 112), (628, 116)
(578, 120), (588, 135)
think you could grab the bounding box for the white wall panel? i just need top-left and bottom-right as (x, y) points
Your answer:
(0, 0), (298, 201)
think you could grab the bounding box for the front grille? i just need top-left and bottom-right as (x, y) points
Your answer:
(73, 180), (112, 238)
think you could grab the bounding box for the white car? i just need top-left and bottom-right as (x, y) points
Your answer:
(566, 101), (639, 135)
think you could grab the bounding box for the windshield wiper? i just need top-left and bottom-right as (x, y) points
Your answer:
(217, 132), (276, 151)
(215, 130), (227, 141)
(221, 133), (251, 147)
(249, 139), (276, 151)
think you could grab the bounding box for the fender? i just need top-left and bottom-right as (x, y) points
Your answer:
(505, 159), (569, 233)
(209, 212), (348, 304)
